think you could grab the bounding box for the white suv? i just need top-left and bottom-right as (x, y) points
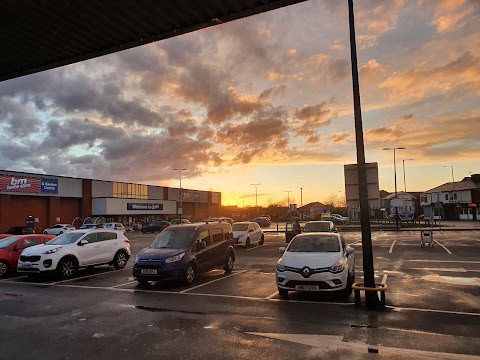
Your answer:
(17, 229), (131, 279)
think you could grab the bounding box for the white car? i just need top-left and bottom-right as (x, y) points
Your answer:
(232, 221), (264, 247)
(276, 233), (355, 298)
(17, 229), (131, 279)
(43, 224), (76, 235)
(104, 222), (126, 233)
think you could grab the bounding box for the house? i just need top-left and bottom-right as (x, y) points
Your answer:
(381, 192), (422, 219)
(421, 174), (480, 221)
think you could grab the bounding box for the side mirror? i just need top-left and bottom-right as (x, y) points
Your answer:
(278, 247), (286, 253)
(78, 239), (89, 246)
(197, 240), (206, 250)
(346, 247), (354, 255)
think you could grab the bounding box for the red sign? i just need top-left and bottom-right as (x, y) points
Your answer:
(468, 203), (477, 207)
(0, 175), (40, 194)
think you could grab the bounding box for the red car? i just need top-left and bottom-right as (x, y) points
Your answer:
(0, 234), (55, 277)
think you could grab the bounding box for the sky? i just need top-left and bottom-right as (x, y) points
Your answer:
(0, 0), (479, 208)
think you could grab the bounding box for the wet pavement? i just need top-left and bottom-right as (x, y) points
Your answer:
(0, 230), (479, 359)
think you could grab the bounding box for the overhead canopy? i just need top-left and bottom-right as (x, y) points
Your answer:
(0, 0), (306, 82)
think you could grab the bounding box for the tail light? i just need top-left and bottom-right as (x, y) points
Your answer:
(163, 224), (168, 228)
(124, 239), (130, 244)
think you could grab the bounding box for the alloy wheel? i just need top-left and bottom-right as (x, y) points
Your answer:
(116, 252), (127, 268)
(0, 262), (7, 276)
(186, 265), (195, 283)
(61, 260), (75, 278)
(227, 256), (234, 270)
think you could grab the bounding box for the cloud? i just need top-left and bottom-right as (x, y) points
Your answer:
(431, 0), (474, 33)
(293, 103), (334, 138)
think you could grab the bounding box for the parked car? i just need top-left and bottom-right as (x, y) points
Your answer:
(141, 221), (171, 233)
(285, 220), (337, 243)
(104, 222), (126, 233)
(251, 217), (271, 227)
(0, 234), (55, 277)
(219, 217), (235, 224)
(5, 226), (35, 235)
(43, 224), (76, 235)
(326, 214), (349, 225)
(79, 223), (106, 229)
(232, 221), (264, 247)
(133, 222), (235, 286)
(170, 219), (192, 225)
(17, 229), (131, 279)
(276, 233), (355, 298)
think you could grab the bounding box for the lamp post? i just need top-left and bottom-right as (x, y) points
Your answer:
(251, 183), (260, 214)
(402, 158), (414, 194)
(173, 168), (186, 221)
(443, 165), (456, 219)
(383, 147), (406, 230)
(285, 190), (292, 220)
(300, 187), (303, 220)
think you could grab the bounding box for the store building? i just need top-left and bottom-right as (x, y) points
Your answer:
(0, 170), (221, 232)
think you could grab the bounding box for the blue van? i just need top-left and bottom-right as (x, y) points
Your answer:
(133, 222), (235, 286)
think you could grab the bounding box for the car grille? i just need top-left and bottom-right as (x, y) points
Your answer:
(284, 265), (330, 278)
(20, 255), (41, 262)
(284, 280), (332, 289)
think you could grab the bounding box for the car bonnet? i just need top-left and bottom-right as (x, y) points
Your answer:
(281, 251), (342, 269)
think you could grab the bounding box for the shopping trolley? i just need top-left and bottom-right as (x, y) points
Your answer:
(420, 228), (434, 247)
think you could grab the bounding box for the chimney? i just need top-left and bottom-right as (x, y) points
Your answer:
(471, 174), (480, 184)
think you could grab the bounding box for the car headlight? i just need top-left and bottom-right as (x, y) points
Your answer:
(329, 259), (345, 273)
(276, 262), (286, 272)
(43, 247), (62, 255)
(165, 252), (185, 263)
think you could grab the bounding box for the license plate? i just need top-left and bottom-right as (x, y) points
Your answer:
(141, 269), (157, 275)
(19, 263), (32, 268)
(295, 285), (319, 291)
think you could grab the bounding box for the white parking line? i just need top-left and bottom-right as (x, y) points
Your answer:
(51, 267), (133, 284)
(179, 270), (248, 293)
(472, 230), (480, 234)
(0, 275), (28, 282)
(433, 240), (452, 254)
(410, 230), (413, 235)
(246, 242), (283, 251)
(111, 280), (138, 288)
(388, 240), (396, 254)
(264, 291), (279, 299)
(408, 260), (480, 264)
(440, 230), (445, 234)
(381, 274), (388, 285)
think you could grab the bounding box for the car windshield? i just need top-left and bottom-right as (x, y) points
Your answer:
(288, 236), (340, 252)
(303, 223), (330, 232)
(0, 236), (20, 249)
(46, 232), (84, 245)
(149, 229), (196, 249)
(232, 224), (249, 231)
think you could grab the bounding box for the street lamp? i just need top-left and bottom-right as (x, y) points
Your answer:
(251, 183), (261, 214)
(443, 165), (456, 219)
(173, 168), (186, 221)
(284, 190), (292, 219)
(402, 158), (414, 193)
(383, 147), (406, 230)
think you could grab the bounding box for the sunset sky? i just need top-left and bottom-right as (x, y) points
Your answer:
(0, 0), (479, 207)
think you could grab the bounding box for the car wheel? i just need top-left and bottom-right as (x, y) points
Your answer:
(184, 264), (196, 285)
(113, 250), (128, 270)
(278, 288), (289, 298)
(259, 234), (265, 245)
(43, 231), (48, 235)
(59, 231), (63, 234)
(57, 257), (78, 279)
(246, 237), (251, 248)
(343, 272), (354, 298)
(224, 253), (234, 273)
(0, 261), (8, 277)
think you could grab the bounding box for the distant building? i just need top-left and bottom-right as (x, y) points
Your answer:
(381, 192), (420, 218)
(421, 174), (480, 221)
(298, 202), (327, 220)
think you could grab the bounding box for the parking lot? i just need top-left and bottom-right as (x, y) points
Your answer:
(1, 229), (479, 312)
(1, 229), (479, 359)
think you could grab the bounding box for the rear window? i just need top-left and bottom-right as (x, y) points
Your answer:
(303, 222), (330, 232)
(232, 224), (249, 231)
(288, 236), (340, 253)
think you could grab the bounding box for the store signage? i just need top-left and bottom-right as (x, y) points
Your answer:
(182, 191), (200, 201)
(127, 203), (164, 211)
(41, 178), (58, 194)
(0, 175), (40, 193)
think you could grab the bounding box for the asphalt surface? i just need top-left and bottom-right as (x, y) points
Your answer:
(1, 229), (479, 359)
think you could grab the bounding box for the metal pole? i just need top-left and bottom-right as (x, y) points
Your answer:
(402, 159), (406, 194)
(348, 0), (380, 308)
(174, 168), (186, 221)
(252, 183), (260, 215)
(394, 149), (399, 231)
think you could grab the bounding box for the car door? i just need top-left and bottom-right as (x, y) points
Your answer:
(193, 230), (214, 272)
(95, 231), (119, 263)
(285, 223), (300, 243)
(210, 228), (225, 267)
(76, 232), (101, 266)
(340, 235), (354, 273)
(251, 223), (261, 243)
